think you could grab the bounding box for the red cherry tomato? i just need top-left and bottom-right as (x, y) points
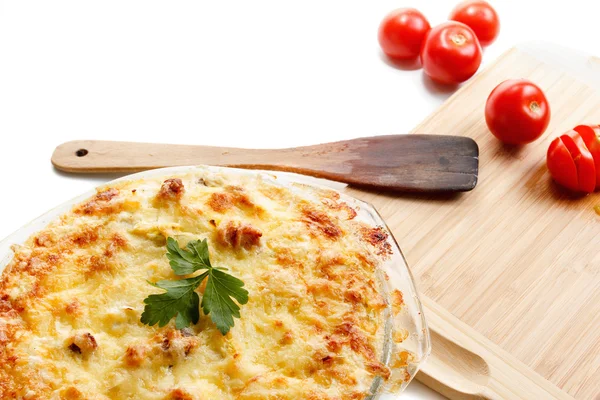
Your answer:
(449, 0), (500, 46)
(547, 130), (597, 193)
(485, 79), (551, 145)
(561, 131), (596, 193)
(547, 137), (579, 192)
(420, 22), (482, 84)
(378, 8), (431, 60)
(573, 124), (600, 188)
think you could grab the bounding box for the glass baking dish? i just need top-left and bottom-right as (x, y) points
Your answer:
(0, 165), (430, 398)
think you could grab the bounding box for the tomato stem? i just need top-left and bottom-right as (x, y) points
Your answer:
(451, 34), (466, 46)
(529, 101), (540, 113)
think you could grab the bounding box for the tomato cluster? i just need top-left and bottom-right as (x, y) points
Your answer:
(547, 126), (600, 193)
(378, 1), (499, 85)
(379, 2), (599, 196)
(482, 79), (599, 193)
(482, 78), (598, 193)
(483, 80), (599, 194)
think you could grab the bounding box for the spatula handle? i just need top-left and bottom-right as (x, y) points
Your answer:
(51, 140), (287, 173)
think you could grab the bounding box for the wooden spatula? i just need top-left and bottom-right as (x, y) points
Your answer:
(51, 135), (479, 192)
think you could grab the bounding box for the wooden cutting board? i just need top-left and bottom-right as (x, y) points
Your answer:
(343, 42), (600, 399)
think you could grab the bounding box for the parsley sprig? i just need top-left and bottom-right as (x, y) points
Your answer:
(141, 237), (248, 335)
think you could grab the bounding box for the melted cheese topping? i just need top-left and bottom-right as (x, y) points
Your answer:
(0, 169), (402, 400)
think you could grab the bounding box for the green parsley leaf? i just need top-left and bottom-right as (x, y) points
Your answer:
(166, 237), (211, 275)
(141, 237), (248, 334)
(141, 276), (204, 329)
(202, 268), (249, 335)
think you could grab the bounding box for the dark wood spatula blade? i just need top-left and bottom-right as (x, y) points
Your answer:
(332, 135), (479, 192)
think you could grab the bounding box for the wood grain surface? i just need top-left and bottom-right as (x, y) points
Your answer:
(344, 44), (600, 399)
(418, 296), (573, 400)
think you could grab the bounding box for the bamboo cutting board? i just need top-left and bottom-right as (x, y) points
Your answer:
(343, 43), (600, 399)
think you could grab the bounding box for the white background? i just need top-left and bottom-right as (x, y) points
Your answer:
(1, 1), (598, 398)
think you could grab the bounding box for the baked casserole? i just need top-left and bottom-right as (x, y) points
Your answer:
(0, 167), (427, 399)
